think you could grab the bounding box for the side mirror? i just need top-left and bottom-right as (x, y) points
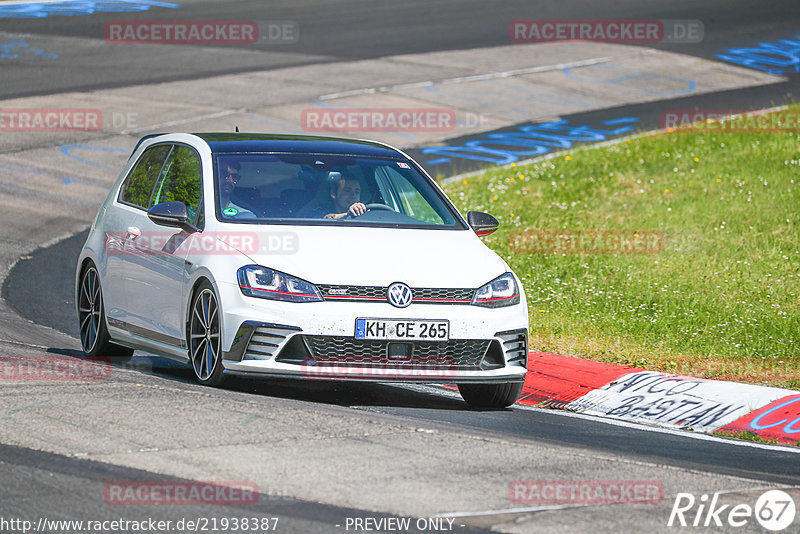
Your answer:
(147, 202), (197, 232)
(467, 211), (499, 237)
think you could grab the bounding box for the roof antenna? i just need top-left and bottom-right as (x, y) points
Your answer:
(235, 125), (239, 132)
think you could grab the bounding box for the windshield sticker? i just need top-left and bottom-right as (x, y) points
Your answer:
(223, 207), (238, 217)
(397, 162), (411, 169)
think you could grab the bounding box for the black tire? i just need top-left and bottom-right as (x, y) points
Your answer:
(77, 264), (134, 362)
(188, 280), (225, 387)
(457, 382), (524, 409)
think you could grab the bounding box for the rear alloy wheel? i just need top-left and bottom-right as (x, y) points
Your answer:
(77, 265), (133, 362)
(188, 281), (225, 386)
(457, 382), (524, 409)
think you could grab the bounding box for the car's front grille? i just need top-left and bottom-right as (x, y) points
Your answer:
(316, 284), (474, 304)
(415, 287), (474, 302)
(299, 335), (491, 369)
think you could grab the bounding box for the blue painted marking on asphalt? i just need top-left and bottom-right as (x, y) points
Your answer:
(61, 177), (108, 189)
(717, 35), (800, 76)
(0, 164), (46, 174)
(421, 116), (639, 166)
(421, 84), (532, 117)
(0, 164), (107, 189)
(483, 79), (590, 107)
(0, 39), (57, 59)
(602, 117), (639, 125)
(0, 0), (179, 19)
(562, 64), (695, 96)
(61, 145), (129, 172)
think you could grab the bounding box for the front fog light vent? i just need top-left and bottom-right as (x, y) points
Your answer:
(497, 329), (527, 367)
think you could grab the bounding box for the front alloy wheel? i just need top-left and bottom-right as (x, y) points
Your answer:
(77, 265), (133, 361)
(189, 281), (225, 386)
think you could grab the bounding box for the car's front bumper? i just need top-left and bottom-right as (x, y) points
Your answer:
(217, 281), (528, 383)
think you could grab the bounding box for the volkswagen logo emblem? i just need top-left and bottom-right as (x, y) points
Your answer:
(387, 282), (413, 308)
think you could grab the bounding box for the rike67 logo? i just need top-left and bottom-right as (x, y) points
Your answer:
(668, 489), (796, 531)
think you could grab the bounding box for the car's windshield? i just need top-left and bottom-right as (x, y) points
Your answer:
(214, 153), (463, 228)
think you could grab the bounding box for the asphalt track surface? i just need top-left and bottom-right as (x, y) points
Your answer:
(1, 0), (798, 99)
(4, 192), (800, 529)
(2, 1), (800, 532)
(2, 443), (488, 534)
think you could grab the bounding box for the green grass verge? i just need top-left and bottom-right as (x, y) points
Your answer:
(714, 430), (792, 447)
(443, 106), (800, 387)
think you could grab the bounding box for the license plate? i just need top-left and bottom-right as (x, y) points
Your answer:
(355, 318), (449, 341)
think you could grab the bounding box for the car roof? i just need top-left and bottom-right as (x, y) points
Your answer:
(143, 133), (405, 158)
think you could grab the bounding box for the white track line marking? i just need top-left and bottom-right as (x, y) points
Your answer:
(435, 485), (795, 519)
(318, 56), (620, 101)
(514, 404), (800, 454)
(376, 384), (799, 453)
(120, 109), (245, 135)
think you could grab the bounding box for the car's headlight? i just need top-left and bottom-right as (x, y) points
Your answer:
(472, 273), (520, 308)
(237, 265), (322, 303)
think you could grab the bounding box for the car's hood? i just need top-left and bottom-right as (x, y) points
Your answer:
(220, 225), (508, 288)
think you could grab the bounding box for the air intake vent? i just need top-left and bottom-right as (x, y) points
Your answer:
(243, 325), (301, 361)
(496, 329), (528, 367)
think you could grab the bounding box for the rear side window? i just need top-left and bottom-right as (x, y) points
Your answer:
(149, 145), (203, 222)
(119, 144), (171, 208)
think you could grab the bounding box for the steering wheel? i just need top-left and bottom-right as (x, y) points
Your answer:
(344, 203), (396, 219)
(364, 203), (395, 212)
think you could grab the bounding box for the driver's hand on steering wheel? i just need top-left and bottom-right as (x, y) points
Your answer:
(348, 202), (367, 217)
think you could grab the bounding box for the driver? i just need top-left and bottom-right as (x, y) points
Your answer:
(322, 176), (366, 219)
(219, 161), (256, 219)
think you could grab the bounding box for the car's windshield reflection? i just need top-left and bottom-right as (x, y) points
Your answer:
(214, 154), (461, 227)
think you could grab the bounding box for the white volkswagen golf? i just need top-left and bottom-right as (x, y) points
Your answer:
(76, 133), (529, 407)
